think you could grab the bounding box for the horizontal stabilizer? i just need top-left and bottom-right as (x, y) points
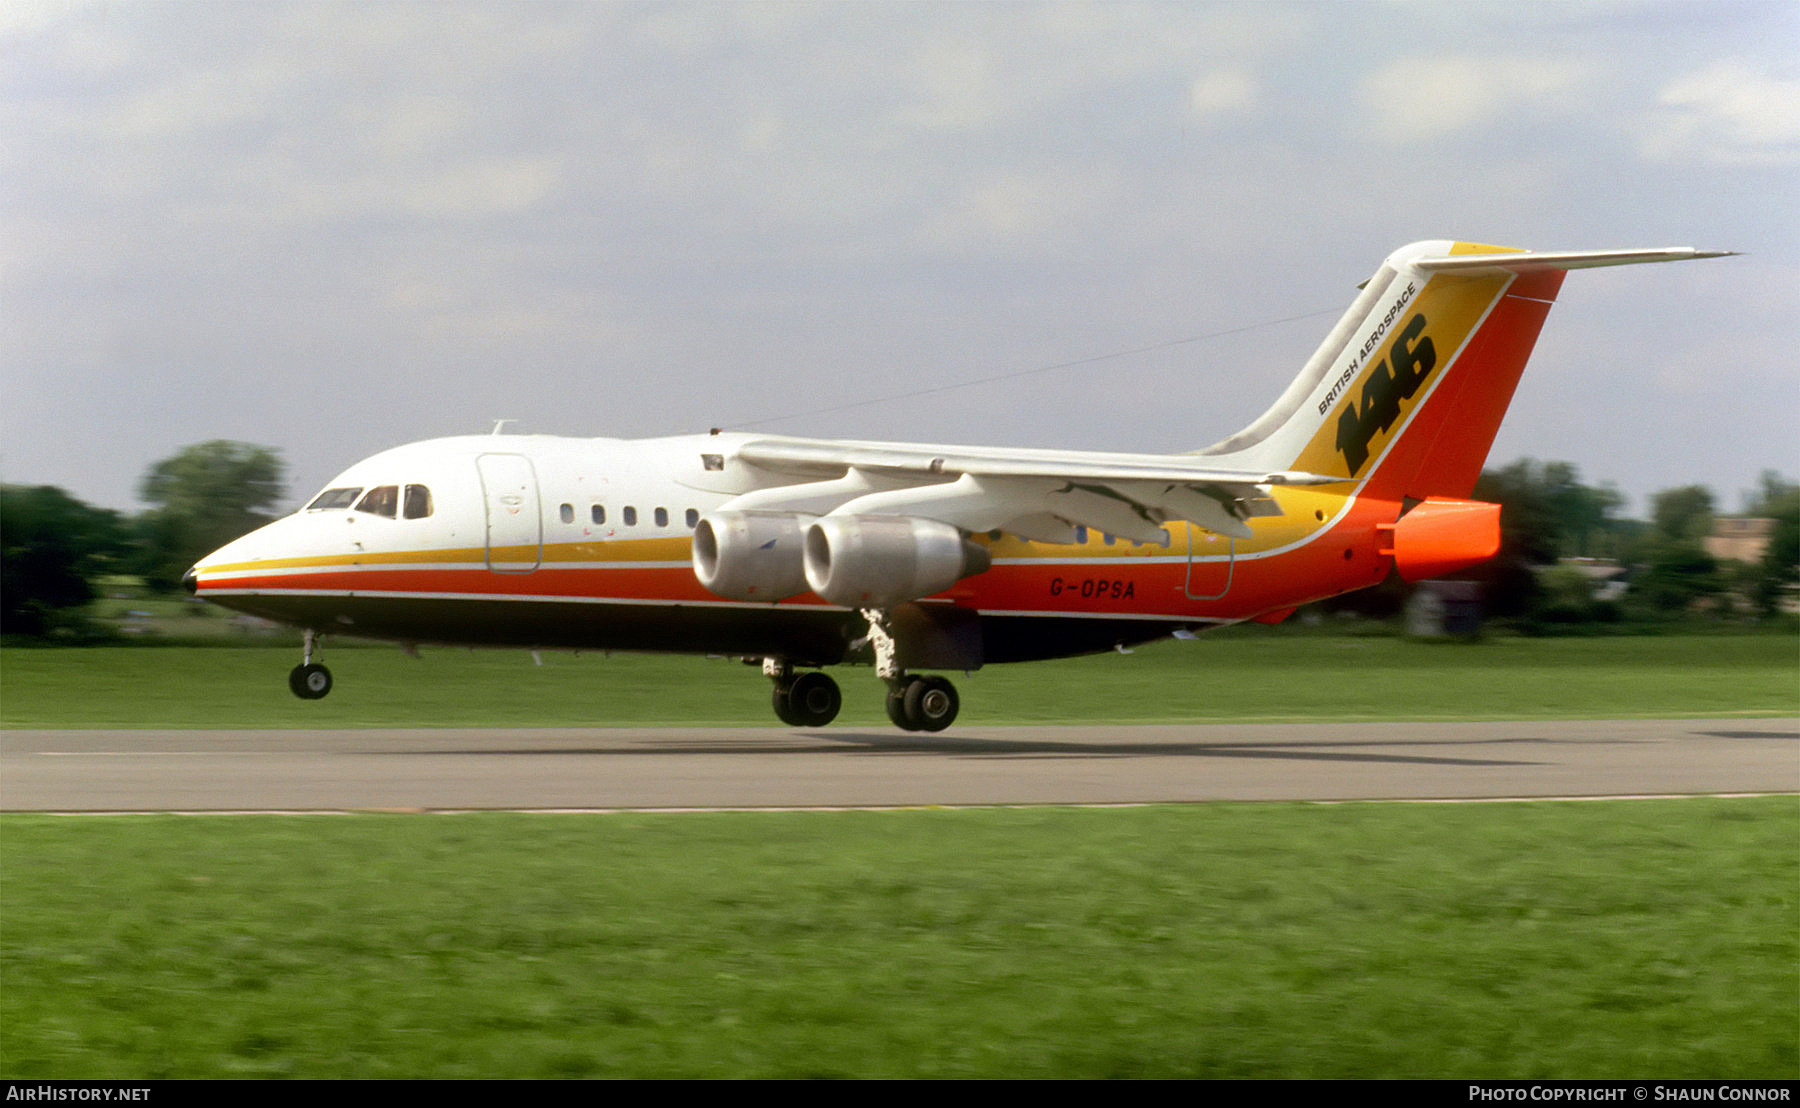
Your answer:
(1413, 247), (1736, 277)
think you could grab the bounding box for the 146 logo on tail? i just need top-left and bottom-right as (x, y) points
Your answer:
(1334, 313), (1437, 474)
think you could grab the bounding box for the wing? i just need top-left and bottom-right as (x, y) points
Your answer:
(713, 435), (1340, 543)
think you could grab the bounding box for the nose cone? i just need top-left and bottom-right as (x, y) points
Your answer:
(182, 519), (287, 603)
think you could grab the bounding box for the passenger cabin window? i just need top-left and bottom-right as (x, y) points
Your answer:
(307, 487), (362, 511)
(560, 503), (574, 524)
(403, 485), (433, 519)
(685, 508), (699, 529)
(354, 485), (398, 518)
(654, 507), (668, 528)
(623, 506), (637, 526)
(592, 505), (606, 525)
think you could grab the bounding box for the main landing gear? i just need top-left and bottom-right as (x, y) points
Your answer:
(884, 674), (959, 732)
(866, 606), (959, 732)
(288, 630), (333, 700)
(769, 662), (844, 728)
(763, 663), (961, 732)
(762, 608), (963, 732)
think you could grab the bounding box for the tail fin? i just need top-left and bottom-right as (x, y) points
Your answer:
(1200, 241), (1732, 500)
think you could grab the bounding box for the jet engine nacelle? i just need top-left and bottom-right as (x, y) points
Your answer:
(803, 515), (992, 609)
(692, 510), (813, 601)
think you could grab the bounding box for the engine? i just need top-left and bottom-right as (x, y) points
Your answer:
(691, 510), (813, 601)
(803, 515), (991, 609)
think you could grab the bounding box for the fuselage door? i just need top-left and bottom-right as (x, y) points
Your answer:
(477, 453), (541, 573)
(1183, 527), (1235, 600)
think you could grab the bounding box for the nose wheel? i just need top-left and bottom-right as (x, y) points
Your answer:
(288, 630), (333, 700)
(289, 663), (333, 700)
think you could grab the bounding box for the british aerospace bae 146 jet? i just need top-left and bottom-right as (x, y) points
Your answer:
(185, 240), (1730, 731)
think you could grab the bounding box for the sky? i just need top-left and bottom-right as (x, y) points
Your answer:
(3, 0), (1796, 518)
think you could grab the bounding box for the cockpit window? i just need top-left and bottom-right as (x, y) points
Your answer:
(307, 487), (363, 511)
(403, 484), (433, 519)
(354, 485), (399, 518)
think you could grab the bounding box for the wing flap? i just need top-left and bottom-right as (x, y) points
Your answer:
(734, 437), (1337, 487)
(718, 438), (1286, 542)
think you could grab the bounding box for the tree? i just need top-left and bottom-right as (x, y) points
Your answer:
(1744, 473), (1799, 617)
(1473, 459), (1628, 563)
(1633, 541), (1723, 614)
(136, 441), (286, 589)
(1629, 485), (1722, 616)
(1, 485), (129, 636)
(1649, 485), (1716, 544)
(1468, 459), (1631, 624)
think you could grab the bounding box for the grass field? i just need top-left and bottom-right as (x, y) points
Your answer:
(3, 630), (1796, 728)
(4, 632), (1794, 1078)
(3, 800), (1795, 1079)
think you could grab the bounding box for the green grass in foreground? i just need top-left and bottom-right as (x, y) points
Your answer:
(2, 799), (1794, 1078)
(3, 631), (1796, 728)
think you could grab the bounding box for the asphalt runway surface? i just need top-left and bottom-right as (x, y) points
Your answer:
(3, 718), (1795, 812)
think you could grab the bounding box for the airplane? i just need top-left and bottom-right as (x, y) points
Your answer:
(183, 240), (1731, 731)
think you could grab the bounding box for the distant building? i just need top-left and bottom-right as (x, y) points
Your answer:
(1560, 557), (1629, 602)
(1405, 580), (1483, 637)
(1705, 517), (1775, 564)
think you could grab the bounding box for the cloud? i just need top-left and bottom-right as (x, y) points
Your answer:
(920, 168), (1124, 251)
(1188, 69), (1256, 118)
(1638, 59), (1800, 167)
(1359, 54), (1592, 142)
(0, 1), (1789, 515)
(888, 39), (1009, 133)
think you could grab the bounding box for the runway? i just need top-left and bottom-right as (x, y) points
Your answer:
(3, 718), (1795, 812)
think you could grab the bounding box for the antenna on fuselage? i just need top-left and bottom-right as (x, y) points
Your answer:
(490, 419), (516, 435)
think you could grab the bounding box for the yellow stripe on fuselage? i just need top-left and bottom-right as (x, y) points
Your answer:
(201, 536), (699, 576)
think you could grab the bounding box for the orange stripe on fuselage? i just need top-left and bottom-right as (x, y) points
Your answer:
(201, 563), (725, 605)
(200, 497), (1387, 625)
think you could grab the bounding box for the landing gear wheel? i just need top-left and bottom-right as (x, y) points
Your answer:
(888, 674), (958, 732)
(885, 684), (911, 729)
(772, 671), (842, 727)
(289, 663), (333, 700)
(903, 675), (959, 732)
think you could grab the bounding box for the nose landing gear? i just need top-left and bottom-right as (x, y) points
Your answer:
(288, 630), (333, 700)
(289, 663), (333, 699)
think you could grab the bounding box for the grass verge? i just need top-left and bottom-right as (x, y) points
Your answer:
(2, 799), (1795, 1078)
(3, 632), (1796, 728)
